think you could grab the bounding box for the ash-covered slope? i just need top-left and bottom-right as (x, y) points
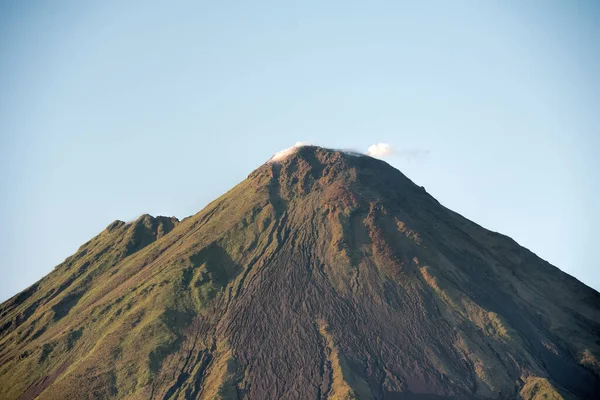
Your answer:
(1, 146), (599, 399)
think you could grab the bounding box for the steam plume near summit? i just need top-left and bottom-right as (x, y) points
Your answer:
(367, 143), (394, 158)
(269, 142), (310, 162)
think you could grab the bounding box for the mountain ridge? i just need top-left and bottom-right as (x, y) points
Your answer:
(1, 146), (599, 399)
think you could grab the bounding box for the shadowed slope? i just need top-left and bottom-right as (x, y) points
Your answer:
(0, 146), (598, 399)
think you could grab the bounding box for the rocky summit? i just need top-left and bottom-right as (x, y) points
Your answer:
(1, 146), (599, 399)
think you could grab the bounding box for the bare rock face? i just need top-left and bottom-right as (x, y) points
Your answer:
(1, 146), (598, 399)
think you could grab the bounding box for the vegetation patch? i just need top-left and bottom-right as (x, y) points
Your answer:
(317, 321), (373, 399)
(520, 376), (565, 400)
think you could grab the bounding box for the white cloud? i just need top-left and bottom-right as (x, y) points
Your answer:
(269, 142), (310, 162)
(366, 143), (394, 158)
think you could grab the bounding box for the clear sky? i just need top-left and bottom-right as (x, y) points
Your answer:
(1, 1), (598, 301)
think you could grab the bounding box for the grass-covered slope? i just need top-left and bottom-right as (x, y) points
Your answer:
(0, 146), (599, 399)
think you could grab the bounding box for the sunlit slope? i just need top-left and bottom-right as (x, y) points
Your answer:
(1, 146), (598, 399)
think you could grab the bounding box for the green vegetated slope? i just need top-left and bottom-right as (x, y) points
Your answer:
(0, 146), (599, 399)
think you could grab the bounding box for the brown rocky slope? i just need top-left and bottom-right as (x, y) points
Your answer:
(0, 146), (598, 399)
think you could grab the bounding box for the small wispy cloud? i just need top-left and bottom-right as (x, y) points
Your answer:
(366, 143), (429, 161)
(397, 148), (430, 161)
(269, 142), (310, 162)
(366, 143), (394, 158)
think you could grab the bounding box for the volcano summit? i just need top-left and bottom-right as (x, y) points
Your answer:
(1, 146), (598, 399)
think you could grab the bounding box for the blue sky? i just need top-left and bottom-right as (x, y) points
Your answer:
(0, 0), (598, 301)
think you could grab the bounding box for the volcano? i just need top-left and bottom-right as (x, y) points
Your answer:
(1, 146), (599, 399)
